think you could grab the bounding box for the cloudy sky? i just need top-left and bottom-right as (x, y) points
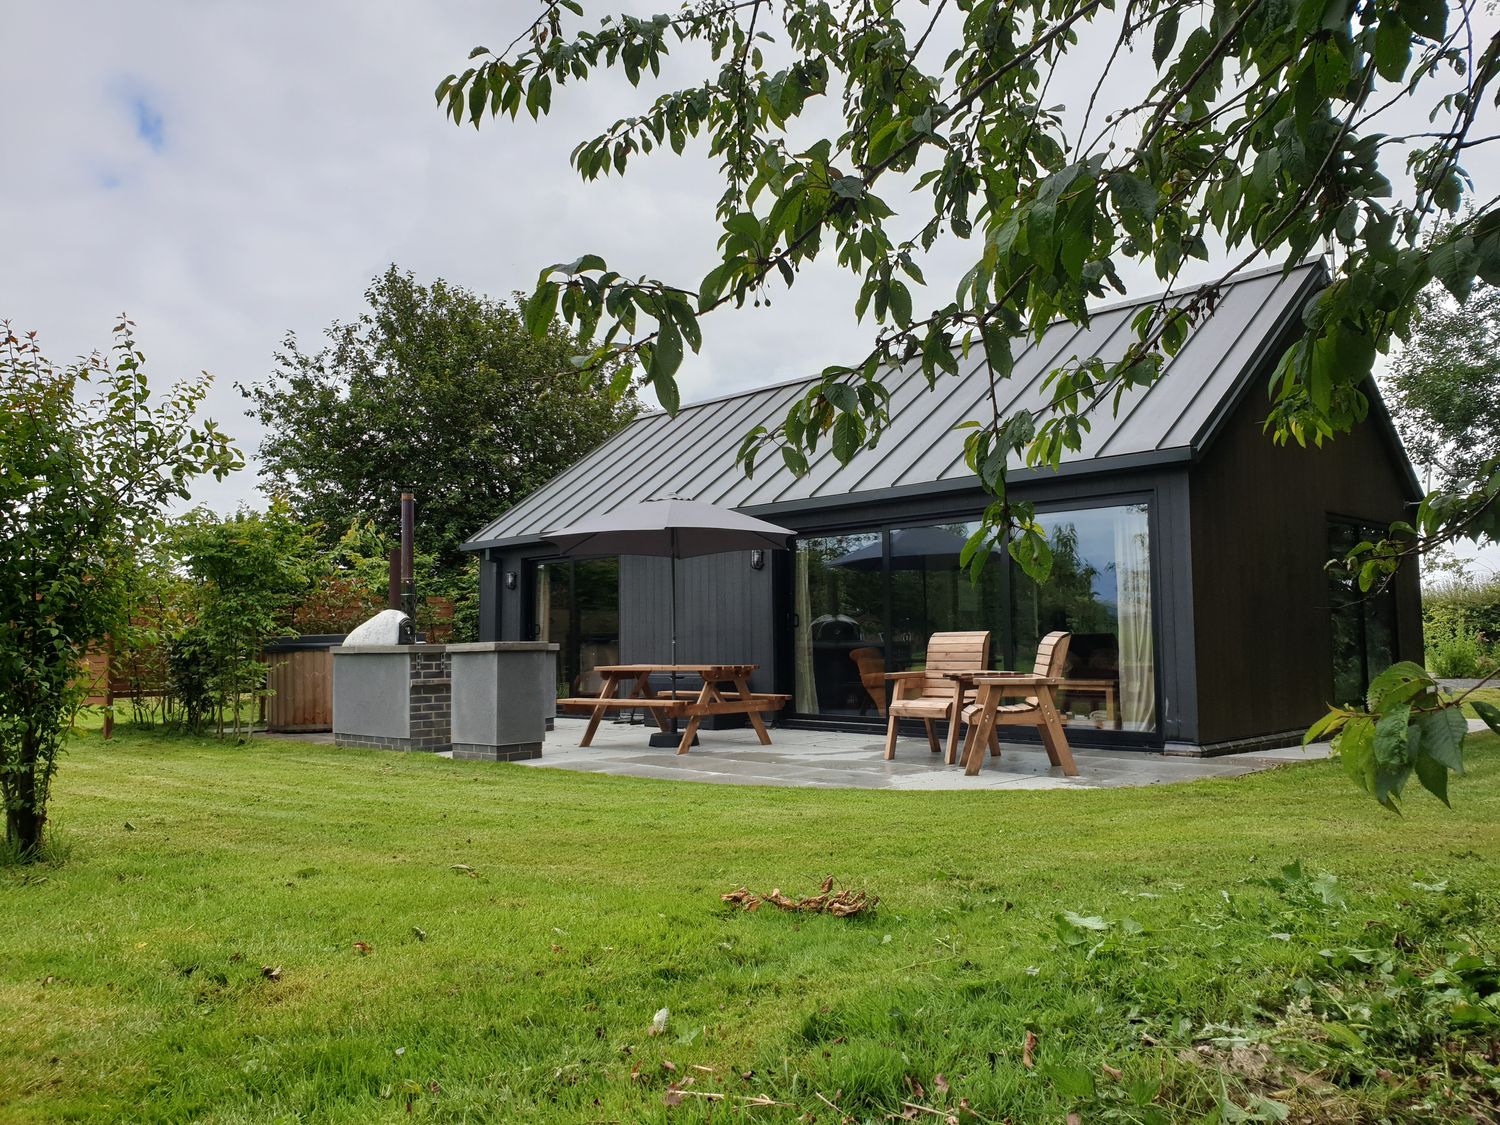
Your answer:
(3, 1), (1496, 575)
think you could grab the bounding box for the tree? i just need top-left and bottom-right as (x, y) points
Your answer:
(1387, 282), (1500, 489)
(168, 502), (315, 737)
(438, 0), (1500, 581)
(437, 1), (1500, 807)
(0, 322), (239, 858)
(241, 266), (641, 569)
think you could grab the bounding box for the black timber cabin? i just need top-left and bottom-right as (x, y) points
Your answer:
(462, 261), (1423, 755)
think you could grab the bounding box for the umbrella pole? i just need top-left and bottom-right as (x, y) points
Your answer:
(670, 551), (678, 722)
(649, 538), (697, 748)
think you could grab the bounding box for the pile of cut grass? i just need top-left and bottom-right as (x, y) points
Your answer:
(2, 726), (1497, 1123)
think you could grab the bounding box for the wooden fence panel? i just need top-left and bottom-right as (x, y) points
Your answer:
(263, 648), (334, 732)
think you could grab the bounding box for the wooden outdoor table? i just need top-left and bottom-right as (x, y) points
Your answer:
(959, 673), (1079, 777)
(556, 664), (788, 755)
(1055, 678), (1118, 728)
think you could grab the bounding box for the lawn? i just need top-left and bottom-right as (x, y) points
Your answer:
(2, 728), (1498, 1124)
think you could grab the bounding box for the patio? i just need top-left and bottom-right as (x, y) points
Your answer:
(511, 716), (1337, 790)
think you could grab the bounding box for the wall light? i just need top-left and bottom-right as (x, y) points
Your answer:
(749, 550), (766, 571)
(505, 570), (519, 590)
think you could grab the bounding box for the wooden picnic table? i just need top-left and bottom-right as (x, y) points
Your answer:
(556, 664), (789, 755)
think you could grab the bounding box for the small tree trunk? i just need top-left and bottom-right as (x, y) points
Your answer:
(6, 736), (45, 857)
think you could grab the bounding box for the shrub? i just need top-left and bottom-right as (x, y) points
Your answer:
(1423, 574), (1500, 679)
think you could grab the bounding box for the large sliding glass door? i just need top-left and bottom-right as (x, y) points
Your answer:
(530, 557), (620, 696)
(794, 534), (886, 716)
(790, 501), (1157, 735)
(1010, 504), (1155, 732)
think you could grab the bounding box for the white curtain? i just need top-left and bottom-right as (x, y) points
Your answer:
(1114, 506), (1155, 731)
(794, 549), (817, 713)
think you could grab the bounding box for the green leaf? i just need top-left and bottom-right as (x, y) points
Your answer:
(1365, 661), (1432, 711)
(650, 317), (684, 385)
(1338, 717), (1376, 795)
(1373, 16), (1411, 82)
(1107, 173), (1159, 240)
(1473, 700), (1500, 736)
(523, 282), (559, 338)
(1414, 706), (1466, 774)
(1372, 704), (1410, 768)
(831, 176), (866, 200)
(1304, 709), (1349, 747)
(888, 280), (912, 327)
(1403, 0), (1447, 39)
(1412, 749), (1450, 807)
(1152, 10), (1180, 68)
(831, 412), (861, 463)
(1008, 527), (1054, 584)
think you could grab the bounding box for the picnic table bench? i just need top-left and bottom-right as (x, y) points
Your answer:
(557, 663), (789, 755)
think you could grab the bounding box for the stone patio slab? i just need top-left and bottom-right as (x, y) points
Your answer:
(258, 716), (1493, 790)
(507, 717), (1328, 790)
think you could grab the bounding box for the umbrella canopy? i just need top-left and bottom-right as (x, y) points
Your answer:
(542, 496), (794, 559)
(542, 496), (796, 746)
(829, 526), (975, 571)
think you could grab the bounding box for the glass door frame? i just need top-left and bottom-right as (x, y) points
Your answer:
(777, 488), (1166, 746)
(524, 555), (622, 697)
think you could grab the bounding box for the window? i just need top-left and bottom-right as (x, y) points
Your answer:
(531, 557), (620, 696)
(790, 502), (1156, 733)
(1010, 505), (1155, 732)
(1328, 519), (1397, 707)
(793, 533), (885, 716)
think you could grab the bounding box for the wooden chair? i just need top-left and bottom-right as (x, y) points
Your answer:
(958, 631), (1078, 776)
(849, 647), (887, 716)
(883, 631), (991, 765)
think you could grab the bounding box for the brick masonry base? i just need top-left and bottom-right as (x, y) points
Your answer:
(450, 742), (543, 762)
(335, 734), (449, 753)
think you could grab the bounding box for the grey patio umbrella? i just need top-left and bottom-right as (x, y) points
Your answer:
(543, 496), (795, 744)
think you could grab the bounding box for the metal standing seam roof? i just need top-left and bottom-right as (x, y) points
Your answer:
(464, 260), (1347, 552)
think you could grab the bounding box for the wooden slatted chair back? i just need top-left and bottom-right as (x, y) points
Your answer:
(920, 631), (991, 696)
(1019, 631), (1071, 706)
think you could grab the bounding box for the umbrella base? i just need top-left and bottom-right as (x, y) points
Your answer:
(649, 731), (700, 748)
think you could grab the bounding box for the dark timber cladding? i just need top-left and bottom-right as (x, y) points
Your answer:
(1188, 377), (1423, 747)
(463, 259), (1426, 753)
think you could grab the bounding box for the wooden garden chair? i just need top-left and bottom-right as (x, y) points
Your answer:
(958, 631), (1079, 777)
(882, 631), (991, 765)
(849, 646), (887, 716)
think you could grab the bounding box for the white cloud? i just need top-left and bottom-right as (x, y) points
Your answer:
(3, 0), (1496, 550)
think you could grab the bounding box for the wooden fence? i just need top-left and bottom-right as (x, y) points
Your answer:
(260, 638), (340, 732)
(79, 595), (456, 737)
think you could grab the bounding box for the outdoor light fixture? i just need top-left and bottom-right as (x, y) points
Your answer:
(749, 550), (765, 570)
(505, 570), (518, 590)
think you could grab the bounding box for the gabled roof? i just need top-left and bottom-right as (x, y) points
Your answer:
(465, 260), (1383, 551)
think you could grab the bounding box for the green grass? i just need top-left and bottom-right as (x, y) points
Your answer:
(3, 728), (1498, 1123)
(1456, 685), (1500, 721)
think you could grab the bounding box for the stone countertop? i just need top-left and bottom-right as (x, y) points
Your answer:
(330, 642), (559, 654)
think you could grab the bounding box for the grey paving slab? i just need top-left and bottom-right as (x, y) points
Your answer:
(501, 718), (1336, 791)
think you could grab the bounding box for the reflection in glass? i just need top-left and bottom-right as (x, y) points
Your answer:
(883, 524), (1006, 670)
(1011, 504), (1155, 731)
(794, 534), (885, 715)
(790, 504), (1157, 734)
(532, 557), (620, 695)
(1328, 521), (1396, 707)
